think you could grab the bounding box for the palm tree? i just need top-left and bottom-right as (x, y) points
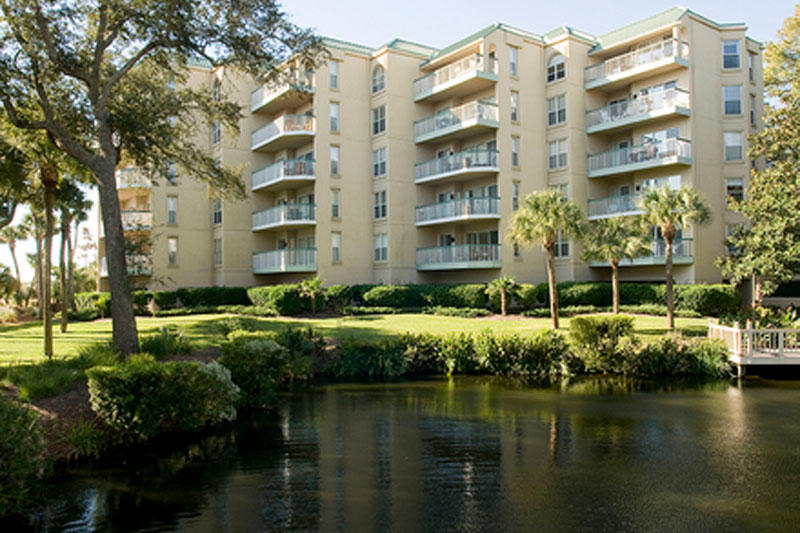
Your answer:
(0, 225), (26, 296)
(639, 186), (710, 330)
(486, 276), (518, 316)
(55, 182), (92, 331)
(507, 189), (586, 328)
(299, 276), (324, 315)
(581, 217), (651, 314)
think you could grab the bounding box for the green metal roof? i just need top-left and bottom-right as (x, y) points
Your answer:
(421, 23), (499, 66)
(543, 26), (596, 44)
(321, 37), (374, 56)
(384, 39), (438, 58)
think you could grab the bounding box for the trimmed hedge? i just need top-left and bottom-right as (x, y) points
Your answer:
(248, 284), (308, 316)
(175, 287), (250, 307)
(132, 290), (152, 316)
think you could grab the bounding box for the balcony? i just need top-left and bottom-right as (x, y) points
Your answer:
(121, 210), (152, 231)
(100, 254), (152, 277)
(253, 248), (317, 274)
(586, 88), (691, 134)
(252, 158), (315, 192)
(587, 194), (641, 220)
(585, 39), (689, 91)
(589, 239), (693, 267)
(587, 138), (691, 178)
(251, 113), (315, 152)
(252, 203), (315, 231)
(116, 168), (150, 189)
(251, 75), (314, 115)
(414, 100), (498, 144)
(417, 244), (501, 271)
(415, 149), (499, 185)
(414, 54), (498, 103)
(416, 196), (500, 226)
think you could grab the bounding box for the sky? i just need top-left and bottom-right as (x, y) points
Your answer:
(0, 0), (794, 285)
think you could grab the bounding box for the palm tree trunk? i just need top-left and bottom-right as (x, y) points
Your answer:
(665, 236), (675, 331)
(547, 246), (559, 329)
(42, 171), (57, 359)
(8, 241), (21, 297)
(60, 216), (69, 333)
(34, 232), (42, 313)
(501, 288), (507, 316)
(611, 262), (620, 314)
(66, 222), (75, 310)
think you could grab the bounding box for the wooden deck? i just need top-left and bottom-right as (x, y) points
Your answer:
(708, 320), (800, 375)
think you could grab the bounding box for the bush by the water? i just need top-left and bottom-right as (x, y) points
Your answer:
(331, 340), (407, 382)
(87, 355), (239, 442)
(0, 396), (46, 517)
(623, 337), (731, 378)
(569, 315), (637, 373)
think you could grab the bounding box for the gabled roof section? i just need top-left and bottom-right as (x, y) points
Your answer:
(589, 6), (687, 53)
(543, 25), (596, 45)
(384, 39), (438, 58)
(420, 23), (499, 66)
(322, 37), (373, 56)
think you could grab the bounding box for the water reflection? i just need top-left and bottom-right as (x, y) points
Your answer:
(11, 377), (800, 531)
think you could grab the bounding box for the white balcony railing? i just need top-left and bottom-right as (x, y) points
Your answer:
(417, 244), (501, 269)
(251, 113), (315, 150)
(121, 210), (152, 230)
(100, 254), (152, 277)
(585, 39), (689, 86)
(116, 168), (151, 189)
(587, 194), (642, 219)
(252, 158), (315, 191)
(593, 239), (693, 267)
(414, 100), (498, 141)
(253, 248), (317, 274)
(413, 54), (497, 100)
(415, 149), (499, 183)
(251, 72), (314, 112)
(587, 138), (691, 176)
(416, 197), (499, 225)
(586, 88), (690, 130)
(252, 203), (315, 230)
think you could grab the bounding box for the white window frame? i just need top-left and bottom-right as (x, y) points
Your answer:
(724, 131), (744, 161)
(512, 181), (520, 211)
(554, 230), (569, 258)
(723, 85), (742, 115)
(548, 139), (568, 170)
(372, 105), (386, 135)
(725, 178), (744, 205)
(511, 136), (520, 167)
(372, 147), (387, 177)
(372, 65), (385, 93)
(330, 102), (339, 132)
(331, 188), (340, 219)
(547, 94), (567, 126)
(213, 238), (222, 266)
(373, 190), (387, 219)
(331, 232), (342, 263)
(547, 55), (566, 83)
(509, 46), (518, 77)
(167, 196), (178, 225)
(212, 198), (222, 225)
(329, 60), (339, 89)
(374, 233), (388, 262)
(510, 90), (519, 122)
(330, 145), (340, 175)
(167, 237), (178, 266)
(722, 40), (741, 69)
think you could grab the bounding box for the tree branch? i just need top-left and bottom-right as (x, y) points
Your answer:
(32, 0), (91, 84)
(99, 40), (161, 103)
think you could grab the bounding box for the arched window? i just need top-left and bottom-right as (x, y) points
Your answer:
(547, 55), (566, 83)
(372, 65), (385, 94)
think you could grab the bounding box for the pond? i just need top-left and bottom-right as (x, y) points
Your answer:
(14, 377), (800, 531)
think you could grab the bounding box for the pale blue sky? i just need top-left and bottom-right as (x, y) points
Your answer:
(0, 1), (794, 284)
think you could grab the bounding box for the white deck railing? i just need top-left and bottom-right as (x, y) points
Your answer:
(709, 320), (800, 365)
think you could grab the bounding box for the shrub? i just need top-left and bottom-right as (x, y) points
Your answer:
(349, 284), (377, 305)
(75, 291), (111, 317)
(623, 338), (731, 378)
(424, 284), (487, 308)
(423, 306), (492, 318)
(343, 306), (422, 315)
(437, 333), (480, 375)
(569, 315), (637, 373)
(87, 355), (239, 442)
(58, 419), (110, 460)
(219, 334), (312, 408)
(247, 284), (308, 315)
(132, 290), (153, 316)
(478, 330), (569, 377)
(331, 341), (406, 382)
(515, 283), (540, 309)
(153, 290), (179, 310)
(220, 305), (278, 317)
(0, 397), (46, 516)
(274, 327), (326, 361)
(324, 284), (351, 313)
(152, 306), (217, 317)
(362, 285), (421, 308)
(773, 281), (800, 297)
(139, 327), (193, 359)
(522, 305), (599, 318)
(68, 308), (101, 321)
(619, 283), (661, 306)
(672, 284), (740, 316)
(400, 333), (447, 376)
(175, 286), (250, 307)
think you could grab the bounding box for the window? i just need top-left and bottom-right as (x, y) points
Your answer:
(331, 188), (340, 218)
(331, 232), (341, 263)
(211, 120), (221, 145)
(725, 178), (744, 205)
(510, 90), (519, 122)
(167, 196), (177, 225)
(374, 233), (388, 262)
(513, 242), (520, 258)
(547, 94), (566, 126)
(167, 162), (178, 185)
(372, 147), (387, 177)
(373, 190), (387, 219)
(372, 65), (385, 93)
(330, 145), (340, 175)
(548, 139), (568, 170)
(547, 55), (566, 83)
(509, 47), (518, 76)
(372, 105), (386, 135)
(750, 94), (756, 126)
(512, 181), (520, 211)
(554, 230), (569, 258)
(330, 102), (339, 132)
(213, 238), (222, 266)
(748, 54), (754, 82)
(511, 136), (520, 167)
(329, 61), (339, 89)
(726, 224), (742, 255)
(723, 85), (742, 115)
(724, 131), (744, 161)
(722, 40), (740, 69)
(167, 237), (178, 266)
(212, 198), (222, 225)
(550, 182), (569, 199)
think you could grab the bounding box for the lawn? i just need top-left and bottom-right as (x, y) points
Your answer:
(0, 313), (710, 364)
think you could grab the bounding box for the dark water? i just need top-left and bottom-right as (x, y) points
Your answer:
(15, 377), (800, 531)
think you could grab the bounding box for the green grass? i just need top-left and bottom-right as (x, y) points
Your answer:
(0, 313), (709, 365)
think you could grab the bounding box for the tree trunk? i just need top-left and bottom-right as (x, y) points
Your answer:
(547, 246), (559, 329)
(8, 241), (21, 297)
(33, 232), (42, 314)
(66, 222), (75, 310)
(665, 236), (675, 331)
(500, 288), (507, 316)
(97, 162), (139, 355)
(60, 215), (69, 333)
(42, 168), (57, 359)
(611, 262), (620, 314)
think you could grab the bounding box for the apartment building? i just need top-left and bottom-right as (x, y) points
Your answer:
(99, 7), (763, 291)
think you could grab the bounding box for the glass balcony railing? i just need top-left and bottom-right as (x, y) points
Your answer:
(121, 210), (153, 230)
(415, 149), (499, 183)
(416, 196), (499, 225)
(100, 254), (152, 277)
(251, 113), (315, 151)
(251, 72), (314, 112)
(116, 168), (150, 189)
(252, 203), (315, 230)
(253, 248), (317, 274)
(586, 88), (690, 131)
(252, 158), (315, 191)
(417, 244), (501, 270)
(587, 194), (641, 219)
(413, 54), (497, 100)
(585, 39), (689, 87)
(414, 100), (498, 142)
(587, 138), (691, 177)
